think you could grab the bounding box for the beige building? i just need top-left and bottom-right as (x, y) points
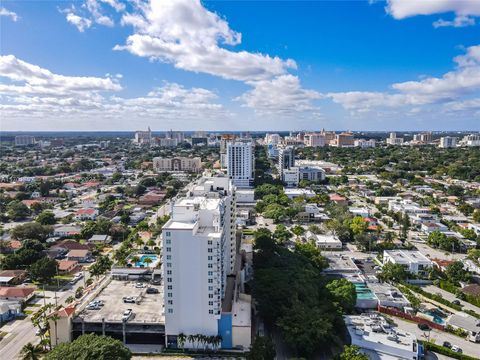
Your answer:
(153, 157), (202, 172)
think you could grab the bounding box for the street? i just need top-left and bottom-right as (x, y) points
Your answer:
(421, 284), (480, 315)
(0, 272), (92, 359)
(387, 316), (480, 358)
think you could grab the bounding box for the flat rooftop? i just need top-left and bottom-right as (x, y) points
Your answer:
(384, 250), (431, 264)
(77, 280), (164, 324)
(324, 254), (359, 273)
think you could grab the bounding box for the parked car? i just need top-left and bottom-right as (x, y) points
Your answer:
(452, 300), (462, 306)
(123, 296), (135, 303)
(451, 346), (462, 353)
(442, 341), (452, 349)
(86, 304), (100, 310)
(146, 287), (159, 294)
(417, 323), (430, 331)
(135, 282), (146, 288)
(122, 309), (133, 321)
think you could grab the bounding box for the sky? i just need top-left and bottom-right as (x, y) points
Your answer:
(0, 0), (479, 131)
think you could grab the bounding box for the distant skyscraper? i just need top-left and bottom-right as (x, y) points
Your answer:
(226, 139), (254, 188)
(278, 146), (295, 180)
(386, 132), (404, 145)
(304, 133), (325, 147)
(134, 126), (152, 145)
(14, 135), (36, 146)
(334, 132), (354, 147)
(439, 136), (457, 148)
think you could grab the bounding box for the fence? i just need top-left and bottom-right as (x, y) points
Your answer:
(378, 305), (445, 331)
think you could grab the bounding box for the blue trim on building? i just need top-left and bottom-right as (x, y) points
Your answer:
(218, 313), (232, 349)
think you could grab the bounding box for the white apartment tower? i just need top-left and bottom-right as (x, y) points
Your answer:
(162, 176), (236, 343)
(226, 139), (254, 188)
(439, 136), (457, 148)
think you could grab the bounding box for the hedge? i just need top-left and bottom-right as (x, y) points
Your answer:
(422, 341), (479, 360)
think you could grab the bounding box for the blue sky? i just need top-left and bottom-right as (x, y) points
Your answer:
(1, 0), (479, 131)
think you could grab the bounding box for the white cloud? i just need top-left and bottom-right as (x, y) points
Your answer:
(237, 75), (322, 115)
(0, 55), (229, 128)
(386, 0), (480, 19)
(327, 44), (480, 113)
(433, 15), (476, 28)
(99, 0), (125, 12)
(115, 0), (296, 82)
(66, 13), (92, 32)
(0, 7), (18, 21)
(84, 0), (114, 27)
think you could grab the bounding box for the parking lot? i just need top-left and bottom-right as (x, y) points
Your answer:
(78, 280), (165, 324)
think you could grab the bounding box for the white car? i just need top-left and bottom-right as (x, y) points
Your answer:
(135, 282), (146, 288)
(122, 309), (133, 321)
(451, 345), (462, 353)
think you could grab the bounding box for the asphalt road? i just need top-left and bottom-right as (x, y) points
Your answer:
(0, 272), (91, 359)
(388, 316), (480, 358)
(421, 284), (480, 315)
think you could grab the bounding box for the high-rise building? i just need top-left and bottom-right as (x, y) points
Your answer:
(278, 146), (295, 178)
(460, 134), (480, 147)
(439, 136), (457, 148)
(220, 134), (236, 169)
(320, 129), (336, 145)
(333, 132), (354, 147)
(134, 126), (152, 145)
(226, 139), (254, 188)
(161, 176), (237, 345)
(14, 135), (36, 146)
(304, 133), (326, 147)
(386, 132), (404, 145)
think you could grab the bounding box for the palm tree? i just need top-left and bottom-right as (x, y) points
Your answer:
(65, 296), (75, 304)
(177, 332), (186, 350)
(49, 312), (60, 347)
(20, 343), (43, 360)
(130, 255), (140, 264)
(187, 334), (195, 349)
(143, 257), (153, 267)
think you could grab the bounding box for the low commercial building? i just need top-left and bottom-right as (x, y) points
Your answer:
(152, 157), (202, 172)
(284, 188), (315, 200)
(304, 231), (342, 250)
(345, 314), (422, 359)
(383, 250), (433, 275)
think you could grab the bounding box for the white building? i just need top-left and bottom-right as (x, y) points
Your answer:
(303, 133), (325, 147)
(386, 132), (404, 145)
(345, 314), (422, 359)
(226, 139), (254, 188)
(439, 136), (457, 148)
(460, 133), (480, 147)
(14, 135), (36, 146)
(153, 157), (202, 172)
(298, 166), (326, 182)
(383, 250), (432, 275)
(134, 127), (152, 145)
(283, 167), (300, 187)
(304, 231), (342, 250)
(354, 139), (376, 148)
(161, 176), (237, 342)
(157, 138), (179, 147)
(264, 133), (281, 145)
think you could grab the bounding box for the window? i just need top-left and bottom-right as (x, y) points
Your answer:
(208, 286), (213, 291)
(209, 301), (213, 306)
(165, 232), (171, 237)
(168, 309), (173, 314)
(209, 294), (213, 298)
(208, 256), (213, 261)
(208, 240), (212, 245)
(208, 271), (213, 276)
(166, 247), (171, 252)
(167, 270), (172, 275)
(167, 278), (172, 282)
(208, 279), (213, 283)
(209, 310), (214, 314)
(166, 255), (171, 260)
(208, 264), (213, 268)
(167, 293), (172, 298)
(167, 285), (172, 290)
(167, 263), (172, 268)
(208, 248), (212, 253)
(168, 300), (173, 305)
(166, 239), (171, 245)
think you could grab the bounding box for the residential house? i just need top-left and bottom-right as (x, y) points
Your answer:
(383, 250), (432, 276)
(74, 208), (98, 221)
(66, 249), (92, 262)
(0, 270), (27, 286)
(56, 260), (80, 274)
(0, 287), (35, 303)
(87, 234), (112, 245)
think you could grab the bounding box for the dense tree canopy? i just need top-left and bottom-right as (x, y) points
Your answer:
(45, 334), (131, 360)
(11, 222), (53, 242)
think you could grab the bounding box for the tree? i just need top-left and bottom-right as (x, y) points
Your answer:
(473, 210), (480, 223)
(445, 261), (470, 284)
(291, 225), (305, 237)
(29, 257), (58, 284)
(36, 211), (56, 225)
(7, 201), (31, 220)
(273, 224), (291, 243)
(20, 342), (43, 360)
(247, 336), (276, 360)
(45, 334), (131, 360)
(379, 262), (410, 282)
(11, 222), (53, 242)
(326, 279), (356, 314)
(143, 257), (153, 267)
(350, 216), (367, 236)
(336, 345), (369, 360)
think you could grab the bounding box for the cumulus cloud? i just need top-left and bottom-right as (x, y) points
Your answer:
(0, 55), (228, 127)
(327, 44), (480, 114)
(433, 15), (476, 28)
(66, 13), (93, 32)
(237, 75), (322, 114)
(385, 0), (480, 28)
(114, 0), (296, 82)
(0, 7), (18, 21)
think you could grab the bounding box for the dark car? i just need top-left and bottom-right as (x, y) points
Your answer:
(418, 323), (430, 331)
(146, 287), (159, 294)
(442, 341), (452, 349)
(452, 300), (462, 306)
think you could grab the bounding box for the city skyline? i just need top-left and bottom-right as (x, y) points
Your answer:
(1, 0), (480, 131)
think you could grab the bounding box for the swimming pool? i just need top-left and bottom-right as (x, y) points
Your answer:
(423, 309), (446, 325)
(134, 255), (158, 268)
(354, 283), (376, 300)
